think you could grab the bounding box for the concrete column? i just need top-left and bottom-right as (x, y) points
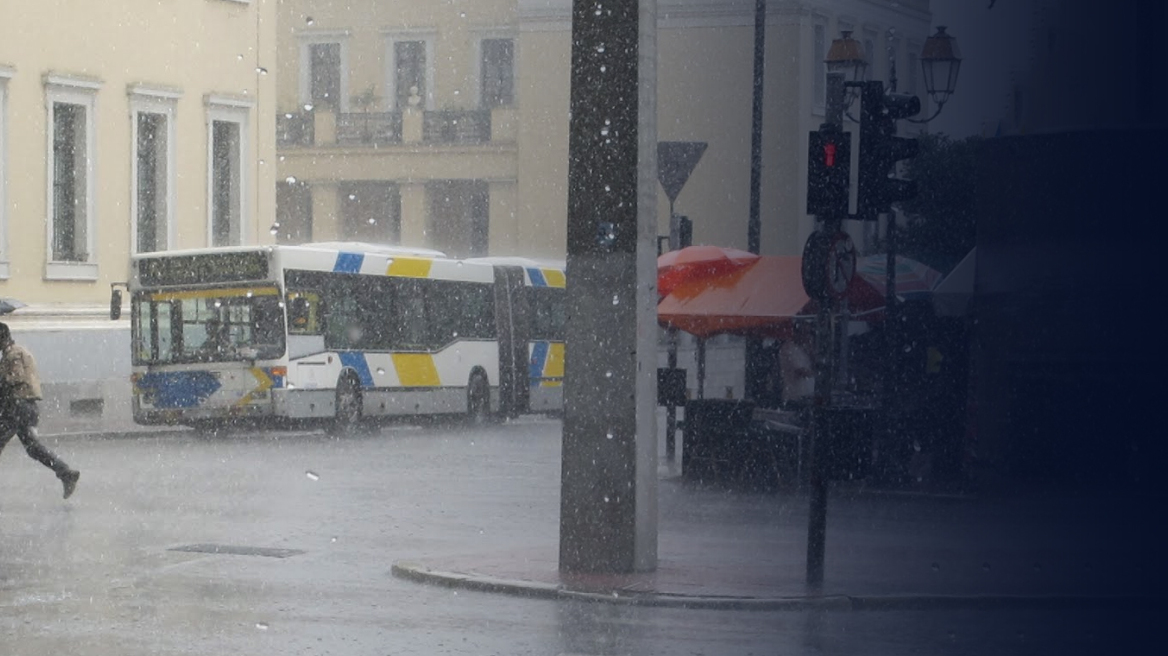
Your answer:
(488, 181), (518, 255)
(399, 182), (428, 248)
(311, 183), (340, 241)
(313, 110), (337, 146)
(560, 0), (658, 574)
(402, 107), (423, 143)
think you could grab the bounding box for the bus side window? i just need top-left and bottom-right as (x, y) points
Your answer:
(288, 296), (311, 331)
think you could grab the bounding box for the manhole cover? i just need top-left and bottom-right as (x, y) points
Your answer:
(169, 544), (304, 558)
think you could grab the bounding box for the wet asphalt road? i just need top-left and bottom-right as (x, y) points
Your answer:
(0, 417), (1159, 655)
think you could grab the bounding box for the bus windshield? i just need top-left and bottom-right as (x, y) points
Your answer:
(132, 286), (286, 365)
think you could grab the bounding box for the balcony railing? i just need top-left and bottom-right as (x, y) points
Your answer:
(277, 113), (314, 147)
(336, 111), (403, 145)
(423, 110), (492, 144)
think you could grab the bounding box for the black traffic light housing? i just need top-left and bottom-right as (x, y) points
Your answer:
(806, 123), (851, 219)
(856, 81), (921, 220)
(677, 215), (693, 248)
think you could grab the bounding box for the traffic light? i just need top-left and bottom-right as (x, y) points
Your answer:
(806, 124), (851, 219)
(856, 81), (921, 220)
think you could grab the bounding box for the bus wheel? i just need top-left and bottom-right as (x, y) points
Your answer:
(331, 373), (362, 435)
(467, 373), (491, 425)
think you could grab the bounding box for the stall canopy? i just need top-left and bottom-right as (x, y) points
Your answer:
(657, 255), (897, 339)
(657, 245), (759, 299)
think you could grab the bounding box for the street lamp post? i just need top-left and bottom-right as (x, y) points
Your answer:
(803, 25), (962, 586)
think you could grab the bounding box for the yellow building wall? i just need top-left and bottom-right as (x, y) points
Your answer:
(0, 0), (277, 306)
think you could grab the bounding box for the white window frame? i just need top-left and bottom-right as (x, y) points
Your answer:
(298, 31), (351, 113)
(129, 85), (179, 254)
(382, 29), (436, 111)
(44, 73), (101, 281)
(473, 32), (517, 109)
(205, 95), (252, 247)
(0, 66), (12, 279)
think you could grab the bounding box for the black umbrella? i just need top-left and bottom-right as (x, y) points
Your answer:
(0, 298), (26, 315)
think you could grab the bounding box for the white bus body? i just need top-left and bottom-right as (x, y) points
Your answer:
(125, 243), (564, 429)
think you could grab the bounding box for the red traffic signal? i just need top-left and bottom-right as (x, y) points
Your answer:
(807, 125), (851, 218)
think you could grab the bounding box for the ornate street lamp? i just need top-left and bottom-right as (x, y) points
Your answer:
(825, 30), (868, 107)
(919, 26), (962, 118)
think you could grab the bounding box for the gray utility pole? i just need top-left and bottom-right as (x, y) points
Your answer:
(805, 71), (846, 588)
(744, 0), (767, 404)
(560, 0), (658, 574)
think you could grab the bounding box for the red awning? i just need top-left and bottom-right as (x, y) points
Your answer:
(657, 255), (886, 339)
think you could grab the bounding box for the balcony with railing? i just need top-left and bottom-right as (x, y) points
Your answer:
(276, 106), (514, 149)
(336, 111), (404, 145)
(277, 112), (314, 147)
(422, 109), (492, 144)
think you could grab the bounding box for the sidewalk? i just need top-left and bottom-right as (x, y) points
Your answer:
(393, 472), (1166, 610)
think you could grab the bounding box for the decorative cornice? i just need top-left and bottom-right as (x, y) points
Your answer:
(127, 83), (183, 101)
(43, 72), (103, 91)
(205, 93), (254, 110)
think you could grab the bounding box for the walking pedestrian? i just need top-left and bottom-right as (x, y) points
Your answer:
(0, 322), (80, 499)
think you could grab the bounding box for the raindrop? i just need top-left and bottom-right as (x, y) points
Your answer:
(305, 471), (320, 481)
(981, 562), (991, 572)
(256, 622), (269, 631)
(303, 104), (314, 112)
(376, 367), (386, 376)
(256, 67), (268, 75)
(605, 371), (612, 378)
(348, 194), (357, 200)
(245, 290), (254, 298)
(595, 9), (602, 16)
(606, 431), (614, 440)
(600, 65), (607, 73)
(603, 495), (610, 502)
(452, 331), (459, 338)
(269, 225), (279, 235)
(459, 11), (466, 18)
(931, 562), (940, 572)
(330, 536), (337, 543)
(286, 382), (296, 389)
(284, 113), (293, 119)
(305, 16), (314, 25)
(285, 176), (297, 185)
(238, 54), (244, 61)
(279, 155), (286, 162)
(912, 440), (921, 452)
(258, 159), (265, 166)
(600, 126), (610, 136)
(612, 295), (619, 305)
(277, 301), (286, 309)
(367, 217), (376, 225)
(604, 184), (611, 192)
(213, 300), (223, 308)
(903, 344), (912, 353)
(597, 44), (606, 53)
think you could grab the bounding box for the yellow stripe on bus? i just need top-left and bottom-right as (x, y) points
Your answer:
(150, 287), (279, 302)
(544, 342), (565, 378)
(235, 367), (276, 407)
(542, 269), (566, 288)
(392, 353), (441, 387)
(387, 257), (433, 278)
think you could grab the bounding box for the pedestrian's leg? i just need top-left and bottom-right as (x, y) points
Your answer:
(17, 427), (73, 477)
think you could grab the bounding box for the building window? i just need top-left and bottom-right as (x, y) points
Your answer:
(813, 24), (826, 112)
(130, 86), (178, 255)
(276, 181), (313, 244)
(299, 32), (350, 112)
(206, 97), (251, 247)
(426, 180), (488, 258)
(395, 41), (427, 109)
(339, 182), (401, 243)
(310, 42), (341, 110)
(45, 74), (100, 279)
(385, 34), (434, 110)
(481, 38), (515, 108)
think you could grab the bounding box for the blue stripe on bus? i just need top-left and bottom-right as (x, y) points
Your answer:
(526, 267), (547, 287)
(334, 252), (364, 274)
(529, 341), (549, 385)
(136, 371), (221, 409)
(338, 352), (375, 388)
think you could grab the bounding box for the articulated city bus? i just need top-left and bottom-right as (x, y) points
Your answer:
(115, 243), (565, 430)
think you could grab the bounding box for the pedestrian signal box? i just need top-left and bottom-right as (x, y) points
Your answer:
(807, 125), (851, 219)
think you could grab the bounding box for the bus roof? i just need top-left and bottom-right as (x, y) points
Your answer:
(130, 242), (447, 262)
